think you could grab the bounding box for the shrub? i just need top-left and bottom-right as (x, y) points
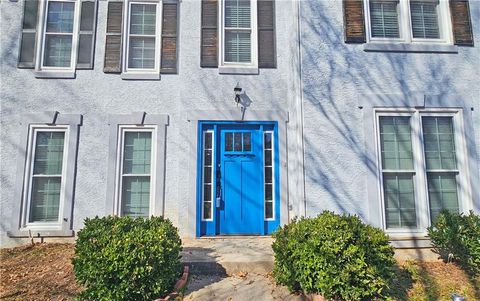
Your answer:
(428, 210), (480, 275)
(73, 216), (182, 301)
(272, 211), (396, 301)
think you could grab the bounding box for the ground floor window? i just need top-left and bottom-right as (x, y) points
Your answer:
(116, 127), (156, 217)
(376, 110), (467, 231)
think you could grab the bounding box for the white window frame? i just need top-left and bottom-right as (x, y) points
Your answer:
(114, 126), (158, 217)
(22, 126), (69, 231)
(201, 130), (215, 222)
(218, 0), (258, 73)
(374, 108), (472, 235)
(264, 130), (275, 221)
(364, 0), (453, 45)
(122, 0), (162, 76)
(35, 0), (81, 75)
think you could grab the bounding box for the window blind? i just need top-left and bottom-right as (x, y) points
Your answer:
(224, 0), (251, 63)
(379, 116), (417, 228)
(410, 1), (440, 39)
(369, 0), (400, 38)
(422, 117), (459, 222)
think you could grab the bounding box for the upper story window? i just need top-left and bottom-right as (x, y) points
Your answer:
(18, 0), (97, 77)
(200, 0), (276, 72)
(365, 0), (451, 44)
(103, 1), (178, 78)
(124, 1), (161, 73)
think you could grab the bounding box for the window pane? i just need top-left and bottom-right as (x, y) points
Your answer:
(379, 116), (413, 170)
(33, 132), (65, 175)
(46, 2), (74, 33)
(130, 4), (156, 35)
(29, 177), (61, 222)
(123, 132), (152, 174)
(265, 183), (273, 201)
(428, 173), (459, 222)
(225, 133), (233, 151)
(204, 167), (212, 184)
(422, 117), (456, 170)
(225, 31), (251, 63)
(128, 37), (155, 69)
(203, 201), (212, 220)
(234, 132), (242, 151)
(121, 176), (150, 217)
(410, 1), (440, 39)
(225, 0), (251, 28)
(43, 35), (72, 67)
(204, 132), (213, 149)
(243, 132), (251, 151)
(265, 202), (273, 219)
(370, 1), (400, 38)
(383, 174), (416, 228)
(264, 132), (272, 149)
(204, 150), (213, 166)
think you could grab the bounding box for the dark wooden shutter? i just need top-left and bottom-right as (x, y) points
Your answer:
(77, 0), (97, 69)
(18, 0), (39, 68)
(104, 1), (123, 73)
(201, 0), (218, 67)
(160, 3), (178, 74)
(258, 0), (276, 68)
(343, 0), (366, 43)
(450, 0), (474, 46)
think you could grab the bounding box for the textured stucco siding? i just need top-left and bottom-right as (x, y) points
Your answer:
(300, 1), (480, 224)
(0, 0), (302, 247)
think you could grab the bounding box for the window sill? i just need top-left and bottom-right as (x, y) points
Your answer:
(363, 43), (458, 53)
(34, 70), (76, 79)
(121, 72), (160, 80)
(7, 229), (74, 238)
(218, 66), (259, 75)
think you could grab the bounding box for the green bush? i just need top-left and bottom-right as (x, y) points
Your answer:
(73, 216), (182, 301)
(428, 210), (480, 275)
(272, 211), (396, 300)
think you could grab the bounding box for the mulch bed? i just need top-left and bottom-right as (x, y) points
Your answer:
(0, 243), (81, 301)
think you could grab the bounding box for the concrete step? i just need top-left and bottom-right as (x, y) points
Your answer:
(181, 237), (274, 276)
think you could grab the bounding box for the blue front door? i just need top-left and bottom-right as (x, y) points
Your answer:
(197, 122), (280, 236)
(220, 129), (263, 234)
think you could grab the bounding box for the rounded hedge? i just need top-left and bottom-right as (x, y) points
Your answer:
(272, 211), (396, 300)
(73, 216), (182, 301)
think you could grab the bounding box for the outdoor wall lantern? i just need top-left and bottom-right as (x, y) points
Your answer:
(234, 82), (242, 106)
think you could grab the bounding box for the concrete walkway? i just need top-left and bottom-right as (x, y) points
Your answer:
(181, 237), (275, 275)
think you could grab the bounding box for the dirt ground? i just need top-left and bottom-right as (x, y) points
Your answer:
(0, 243), (81, 301)
(1, 243), (479, 301)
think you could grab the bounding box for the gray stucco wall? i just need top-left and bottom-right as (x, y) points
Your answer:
(0, 0), (304, 247)
(299, 1), (480, 228)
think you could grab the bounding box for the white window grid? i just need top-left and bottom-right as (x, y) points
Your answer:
(219, 0), (258, 69)
(201, 130), (215, 221)
(374, 109), (472, 235)
(123, 0), (162, 74)
(264, 131), (275, 221)
(364, 0), (453, 44)
(114, 126), (157, 217)
(23, 126), (69, 230)
(37, 0), (81, 71)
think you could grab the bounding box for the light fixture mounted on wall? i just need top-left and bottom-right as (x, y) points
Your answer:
(234, 82), (242, 106)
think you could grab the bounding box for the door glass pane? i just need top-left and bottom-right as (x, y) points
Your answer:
(422, 117), (456, 170)
(123, 132), (152, 174)
(370, 1), (400, 38)
(33, 131), (65, 175)
(202, 131), (214, 220)
(428, 173), (459, 222)
(379, 116), (413, 170)
(410, 1), (440, 39)
(243, 132), (251, 151)
(225, 133), (233, 151)
(121, 176), (150, 217)
(383, 174), (416, 228)
(43, 35), (73, 67)
(234, 132), (242, 151)
(29, 177), (61, 222)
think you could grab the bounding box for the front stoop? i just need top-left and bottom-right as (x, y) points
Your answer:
(181, 237), (274, 275)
